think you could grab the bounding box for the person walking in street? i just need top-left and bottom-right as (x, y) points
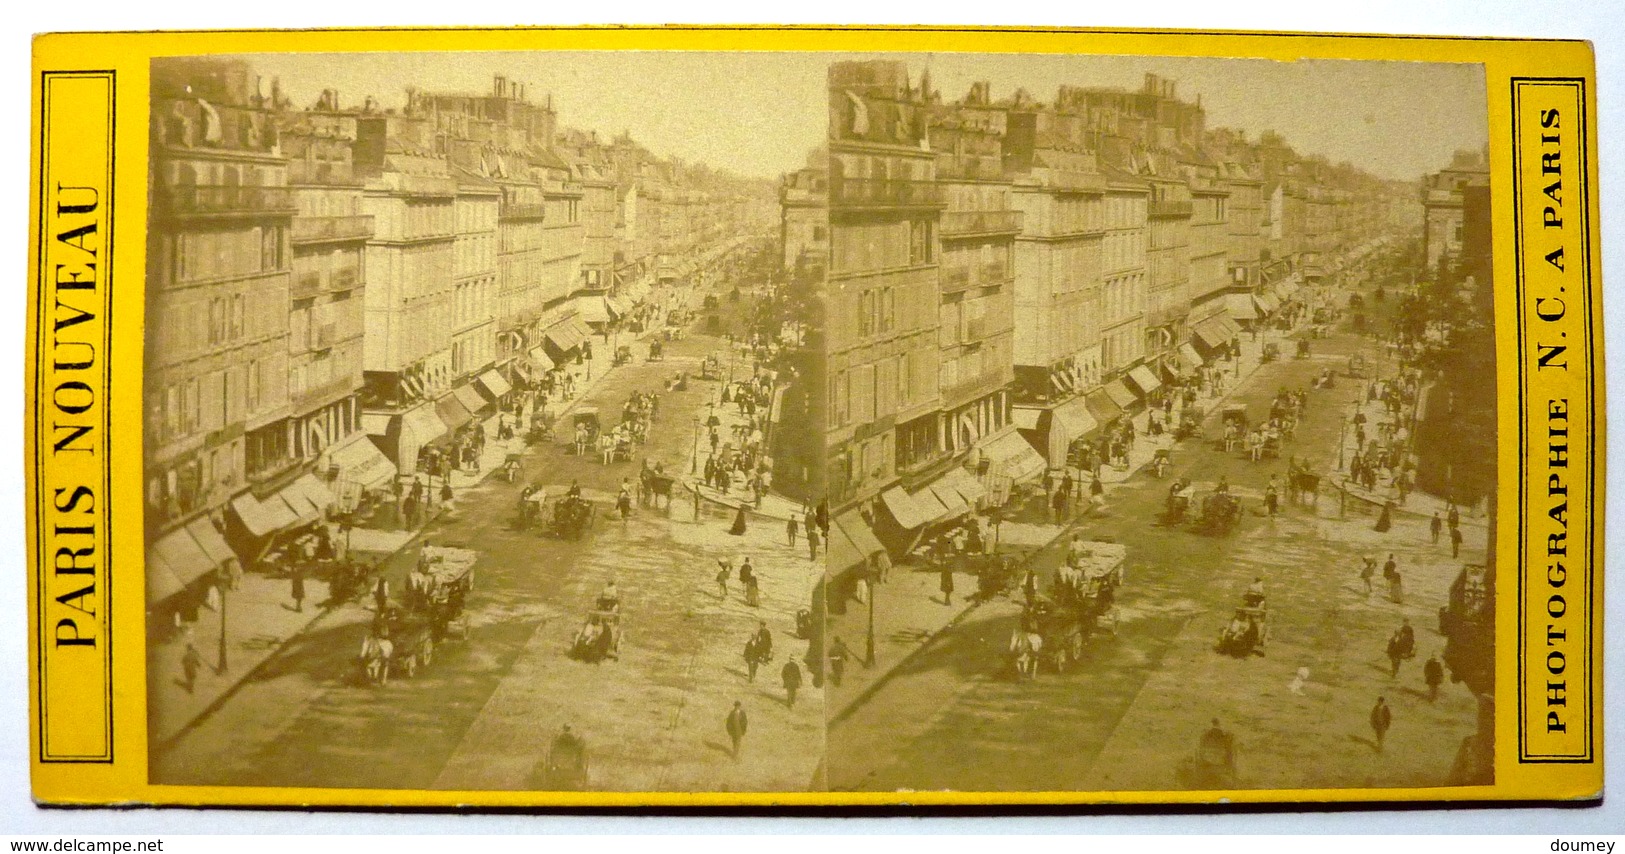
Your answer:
(1374, 500), (1394, 533)
(939, 562), (955, 606)
(181, 641), (204, 694)
(1430, 511), (1443, 544)
(1450, 525), (1464, 559)
(1370, 696), (1392, 752)
(290, 565), (306, 613)
(728, 503), (749, 536)
(743, 635), (763, 681)
(617, 483), (633, 525)
(827, 636), (851, 687)
(1447, 503), (1460, 532)
(1383, 553), (1404, 604)
(1264, 482), (1280, 517)
(1359, 556), (1376, 596)
(1424, 654), (1445, 701)
(715, 559), (731, 600)
(781, 658), (802, 708)
(725, 701), (748, 760)
(786, 515), (798, 548)
(806, 525), (820, 562)
(1386, 631), (1406, 677)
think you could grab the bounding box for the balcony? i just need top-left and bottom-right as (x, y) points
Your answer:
(162, 184), (296, 217)
(1149, 199), (1194, 218)
(941, 371), (1009, 408)
(292, 214), (374, 245)
(940, 209), (1024, 237)
(830, 177), (945, 210)
(499, 202), (547, 221)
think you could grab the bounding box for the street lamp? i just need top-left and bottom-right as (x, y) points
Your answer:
(215, 564), (230, 674)
(691, 415), (703, 475)
(865, 570), (876, 668)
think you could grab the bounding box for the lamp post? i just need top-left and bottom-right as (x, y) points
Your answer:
(691, 415), (702, 475)
(216, 565), (230, 674)
(865, 571), (876, 668)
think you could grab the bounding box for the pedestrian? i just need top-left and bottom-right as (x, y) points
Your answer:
(1374, 500), (1393, 533)
(786, 515), (798, 548)
(827, 636), (851, 687)
(1450, 525), (1464, 559)
(1050, 485), (1067, 523)
(1424, 654), (1445, 701)
(725, 700), (748, 760)
(743, 636), (761, 681)
(806, 525), (820, 561)
(403, 492), (420, 529)
(715, 559), (731, 599)
(373, 575), (389, 615)
(939, 562), (955, 606)
(1265, 485), (1279, 517)
(1090, 474), (1105, 509)
(1447, 503), (1460, 532)
(1430, 512), (1443, 544)
(728, 503), (748, 536)
(693, 482), (702, 521)
(1359, 556), (1375, 597)
(781, 658), (802, 708)
(181, 641), (204, 694)
(1386, 632), (1405, 677)
(617, 486), (632, 524)
(441, 478), (454, 507)
(1370, 696), (1392, 752)
(290, 565), (306, 613)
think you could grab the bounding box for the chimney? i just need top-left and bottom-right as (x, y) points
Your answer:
(494, 75), (507, 98)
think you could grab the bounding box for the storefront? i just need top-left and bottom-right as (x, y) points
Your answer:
(327, 434), (397, 514)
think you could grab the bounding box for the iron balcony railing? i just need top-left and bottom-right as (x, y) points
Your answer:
(939, 209), (1024, 237)
(830, 176), (945, 209)
(164, 184), (296, 215)
(291, 214), (375, 244)
(1148, 199), (1194, 218)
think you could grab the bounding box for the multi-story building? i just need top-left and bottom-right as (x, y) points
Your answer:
(1421, 149), (1491, 276)
(928, 95), (1021, 496)
(145, 59), (301, 610)
(780, 163), (828, 273)
(825, 60), (946, 567)
(277, 99), (386, 511)
(353, 110), (460, 477)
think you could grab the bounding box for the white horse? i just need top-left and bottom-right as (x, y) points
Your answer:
(1009, 628), (1043, 680)
(359, 634), (393, 686)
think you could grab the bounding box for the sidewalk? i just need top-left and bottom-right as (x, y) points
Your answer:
(825, 324), (1293, 724)
(150, 304), (685, 748)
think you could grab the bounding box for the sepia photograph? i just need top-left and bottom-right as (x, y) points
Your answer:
(818, 53), (1497, 793)
(139, 47), (1495, 796)
(142, 51), (829, 792)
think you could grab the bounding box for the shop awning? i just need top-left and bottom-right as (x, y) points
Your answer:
(330, 436), (397, 491)
(1084, 388), (1123, 426)
(401, 404), (446, 448)
(1254, 292), (1280, 315)
(1051, 398), (1098, 444)
(291, 473), (336, 514)
(1226, 293), (1259, 321)
(1214, 316), (1242, 340)
(276, 483), (322, 528)
(229, 492), (297, 539)
(1178, 343), (1206, 371)
(943, 466), (988, 507)
(1192, 319), (1230, 351)
(1012, 406), (1044, 431)
(577, 297), (611, 325)
(910, 485), (950, 524)
(927, 480), (971, 521)
(837, 510), (886, 560)
(361, 412), (393, 437)
(543, 317), (589, 354)
(607, 296), (634, 317)
(476, 369), (512, 400)
(146, 545), (188, 605)
(528, 346), (556, 372)
(453, 383), (488, 416)
(435, 392), (474, 434)
(1105, 379), (1138, 410)
(880, 486), (936, 530)
(186, 518), (237, 568)
(152, 527), (218, 590)
(1127, 365), (1162, 397)
(1158, 359), (1184, 382)
(827, 520), (865, 573)
(981, 431), (1046, 483)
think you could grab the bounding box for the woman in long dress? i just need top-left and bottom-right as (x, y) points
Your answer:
(1374, 500), (1394, 533)
(728, 504), (748, 536)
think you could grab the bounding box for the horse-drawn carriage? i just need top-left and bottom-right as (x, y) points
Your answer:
(357, 546), (476, 685)
(571, 608), (621, 662)
(1012, 543), (1125, 677)
(1216, 605), (1268, 657)
(648, 338), (666, 361)
(499, 452), (524, 483)
(1295, 338), (1311, 359)
(1261, 342), (1281, 363)
(1178, 723), (1239, 789)
(699, 353), (723, 381)
(612, 344), (634, 367)
(549, 494), (596, 540)
(640, 468), (676, 509)
(1193, 491), (1244, 536)
(1346, 352), (1373, 379)
(1150, 448), (1173, 478)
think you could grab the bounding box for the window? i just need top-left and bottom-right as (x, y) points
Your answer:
(858, 291), (875, 337)
(909, 219), (934, 265)
(246, 360), (261, 412)
(880, 287), (895, 333)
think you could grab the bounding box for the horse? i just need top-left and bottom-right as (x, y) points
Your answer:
(1009, 628), (1042, 680)
(358, 633), (393, 686)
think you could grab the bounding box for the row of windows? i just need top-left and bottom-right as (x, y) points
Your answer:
(830, 219), (935, 275)
(149, 282), (288, 367)
(828, 350), (936, 430)
(152, 357), (280, 446)
(159, 226), (286, 287)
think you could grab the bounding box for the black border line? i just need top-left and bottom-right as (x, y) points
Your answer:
(1509, 76), (1595, 764)
(35, 68), (117, 765)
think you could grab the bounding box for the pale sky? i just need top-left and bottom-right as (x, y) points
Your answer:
(221, 51), (1486, 182)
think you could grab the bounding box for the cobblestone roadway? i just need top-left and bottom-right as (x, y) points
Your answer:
(154, 290), (825, 793)
(829, 327), (1486, 793)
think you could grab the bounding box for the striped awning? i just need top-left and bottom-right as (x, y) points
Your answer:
(880, 486), (936, 530)
(1126, 365), (1162, 397)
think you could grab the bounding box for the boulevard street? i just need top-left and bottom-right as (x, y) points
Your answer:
(828, 299), (1488, 793)
(154, 276), (826, 793)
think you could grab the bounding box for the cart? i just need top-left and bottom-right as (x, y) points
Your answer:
(1193, 492), (1243, 536)
(1216, 605), (1268, 657)
(648, 338), (665, 361)
(550, 494), (596, 540)
(1346, 353), (1372, 379)
(612, 344), (634, 367)
(569, 408), (602, 453)
(415, 545), (477, 643)
(699, 354), (723, 381)
(571, 608), (621, 663)
(1261, 342), (1281, 363)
